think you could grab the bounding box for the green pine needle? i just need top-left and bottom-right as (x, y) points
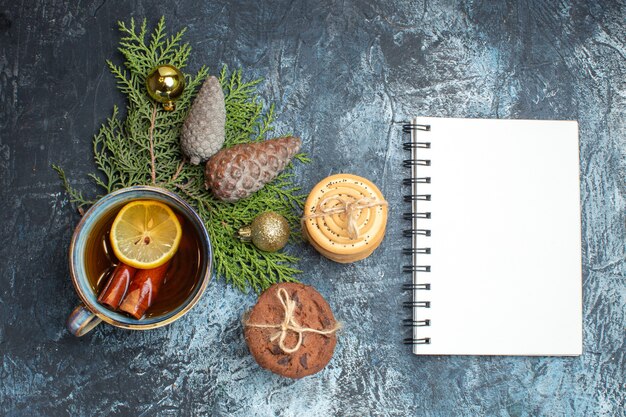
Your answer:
(53, 17), (308, 293)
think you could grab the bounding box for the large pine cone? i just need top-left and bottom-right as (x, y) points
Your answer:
(204, 136), (302, 202)
(180, 76), (226, 165)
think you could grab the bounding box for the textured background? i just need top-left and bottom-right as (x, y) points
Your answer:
(1, 1), (624, 416)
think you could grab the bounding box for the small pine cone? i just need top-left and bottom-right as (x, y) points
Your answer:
(205, 136), (302, 202)
(180, 76), (226, 165)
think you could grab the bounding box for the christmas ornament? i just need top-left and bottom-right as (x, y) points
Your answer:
(302, 174), (388, 263)
(205, 136), (302, 202)
(237, 211), (290, 252)
(145, 64), (185, 111)
(180, 76), (226, 165)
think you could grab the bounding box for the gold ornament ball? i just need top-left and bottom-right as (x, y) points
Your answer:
(238, 212), (290, 252)
(146, 64), (185, 111)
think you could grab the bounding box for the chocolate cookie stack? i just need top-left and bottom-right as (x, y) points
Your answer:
(244, 283), (340, 379)
(302, 174), (388, 263)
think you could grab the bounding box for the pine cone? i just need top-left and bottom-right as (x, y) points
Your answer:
(205, 136), (302, 202)
(180, 76), (225, 165)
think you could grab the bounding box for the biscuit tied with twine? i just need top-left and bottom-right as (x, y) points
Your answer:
(302, 196), (389, 240)
(244, 287), (341, 354)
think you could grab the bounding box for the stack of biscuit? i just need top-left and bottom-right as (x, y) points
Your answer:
(302, 174), (388, 263)
(244, 283), (339, 379)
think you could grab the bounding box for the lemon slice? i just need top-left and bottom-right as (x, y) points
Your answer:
(110, 200), (182, 269)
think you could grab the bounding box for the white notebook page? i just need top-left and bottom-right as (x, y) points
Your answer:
(410, 117), (582, 355)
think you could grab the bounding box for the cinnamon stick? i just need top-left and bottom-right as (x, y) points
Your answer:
(97, 263), (137, 310)
(118, 262), (170, 319)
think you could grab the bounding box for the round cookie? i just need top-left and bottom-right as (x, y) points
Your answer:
(303, 222), (386, 263)
(244, 283), (339, 379)
(303, 174), (388, 262)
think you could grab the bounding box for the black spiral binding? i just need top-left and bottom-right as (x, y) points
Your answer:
(402, 122), (432, 346)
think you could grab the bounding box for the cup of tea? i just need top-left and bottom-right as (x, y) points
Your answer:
(66, 186), (212, 336)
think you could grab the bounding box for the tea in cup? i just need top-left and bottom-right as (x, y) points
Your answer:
(66, 186), (212, 336)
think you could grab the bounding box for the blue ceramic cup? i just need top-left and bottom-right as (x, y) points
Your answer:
(66, 186), (212, 336)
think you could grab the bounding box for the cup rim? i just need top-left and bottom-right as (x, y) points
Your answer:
(69, 185), (213, 330)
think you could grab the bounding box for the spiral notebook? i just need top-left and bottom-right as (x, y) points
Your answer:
(403, 117), (582, 356)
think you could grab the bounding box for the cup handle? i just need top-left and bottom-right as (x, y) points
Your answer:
(66, 303), (103, 337)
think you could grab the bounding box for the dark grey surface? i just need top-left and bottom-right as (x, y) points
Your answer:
(1, 1), (625, 416)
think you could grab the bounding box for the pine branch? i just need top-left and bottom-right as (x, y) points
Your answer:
(52, 164), (94, 207)
(52, 18), (308, 293)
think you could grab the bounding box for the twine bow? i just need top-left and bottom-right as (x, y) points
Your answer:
(302, 196), (388, 239)
(244, 288), (341, 354)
